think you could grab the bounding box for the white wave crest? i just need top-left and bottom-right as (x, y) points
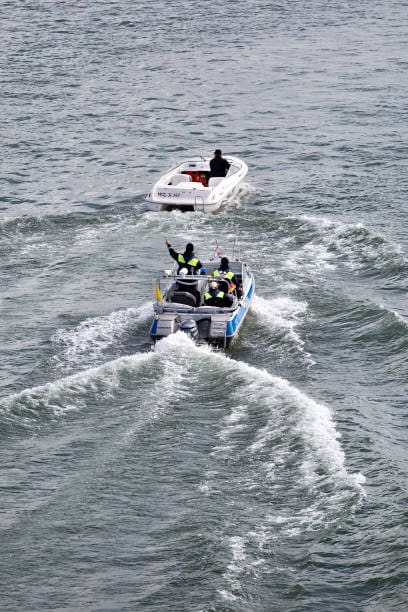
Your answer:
(1, 351), (156, 416)
(250, 294), (314, 364)
(379, 303), (408, 328)
(285, 214), (406, 274)
(153, 329), (200, 353)
(202, 350), (365, 502)
(52, 302), (152, 366)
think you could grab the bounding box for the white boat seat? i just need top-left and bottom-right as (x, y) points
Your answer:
(208, 177), (224, 188)
(170, 174), (192, 186)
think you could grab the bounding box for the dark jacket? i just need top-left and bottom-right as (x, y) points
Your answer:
(167, 246), (202, 274)
(209, 156), (230, 178)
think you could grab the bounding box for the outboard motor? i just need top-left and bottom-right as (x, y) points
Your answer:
(178, 319), (199, 342)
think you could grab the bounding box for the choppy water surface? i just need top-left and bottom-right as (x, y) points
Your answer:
(1, 1), (408, 610)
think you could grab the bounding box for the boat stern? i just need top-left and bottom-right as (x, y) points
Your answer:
(146, 184), (210, 210)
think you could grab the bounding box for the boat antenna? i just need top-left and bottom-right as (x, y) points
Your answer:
(215, 239), (221, 259)
(209, 239), (221, 261)
(232, 238), (240, 261)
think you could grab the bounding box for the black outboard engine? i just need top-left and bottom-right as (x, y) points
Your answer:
(178, 319), (199, 342)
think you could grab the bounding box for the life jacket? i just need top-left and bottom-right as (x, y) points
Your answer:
(177, 253), (199, 271)
(204, 290), (224, 302)
(213, 269), (236, 293)
(185, 170), (208, 186)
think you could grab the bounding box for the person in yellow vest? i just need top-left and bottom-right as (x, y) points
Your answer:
(165, 240), (202, 275)
(204, 281), (233, 307)
(213, 256), (241, 297)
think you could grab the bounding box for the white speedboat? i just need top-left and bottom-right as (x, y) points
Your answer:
(150, 257), (255, 349)
(145, 156), (248, 213)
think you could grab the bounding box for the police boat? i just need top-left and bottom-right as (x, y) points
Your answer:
(145, 156), (248, 213)
(150, 258), (255, 349)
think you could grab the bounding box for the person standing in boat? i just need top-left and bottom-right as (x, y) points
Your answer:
(165, 240), (202, 275)
(209, 149), (230, 178)
(213, 256), (242, 298)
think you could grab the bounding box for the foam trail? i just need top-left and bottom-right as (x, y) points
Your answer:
(250, 294), (314, 364)
(193, 349), (366, 601)
(247, 364), (362, 486)
(222, 535), (247, 598)
(2, 334), (195, 418)
(286, 214), (406, 274)
(153, 329), (203, 354)
(52, 302), (152, 366)
(219, 181), (253, 208)
(1, 351), (156, 416)
(151, 338), (366, 557)
(153, 338), (364, 493)
(218, 354), (362, 495)
(285, 240), (337, 272)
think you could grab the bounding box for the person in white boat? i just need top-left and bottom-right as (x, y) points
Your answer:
(209, 149), (230, 178)
(213, 256), (242, 298)
(204, 281), (233, 307)
(165, 240), (202, 275)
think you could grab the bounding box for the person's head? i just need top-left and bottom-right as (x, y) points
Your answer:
(209, 281), (218, 290)
(214, 149), (222, 157)
(185, 243), (194, 254)
(220, 257), (229, 269)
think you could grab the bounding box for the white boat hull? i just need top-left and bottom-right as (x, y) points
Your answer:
(145, 156), (248, 213)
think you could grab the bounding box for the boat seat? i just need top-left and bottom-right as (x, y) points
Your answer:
(208, 177), (224, 188)
(170, 174), (192, 186)
(177, 279), (198, 289)
(177, 280), (201, 305)
(170, 291), (197, 307)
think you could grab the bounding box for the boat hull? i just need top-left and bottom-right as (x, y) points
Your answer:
(145, 197), (229, 213)
(150, 263), (254, 349)
(145, 156), (248, 213)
